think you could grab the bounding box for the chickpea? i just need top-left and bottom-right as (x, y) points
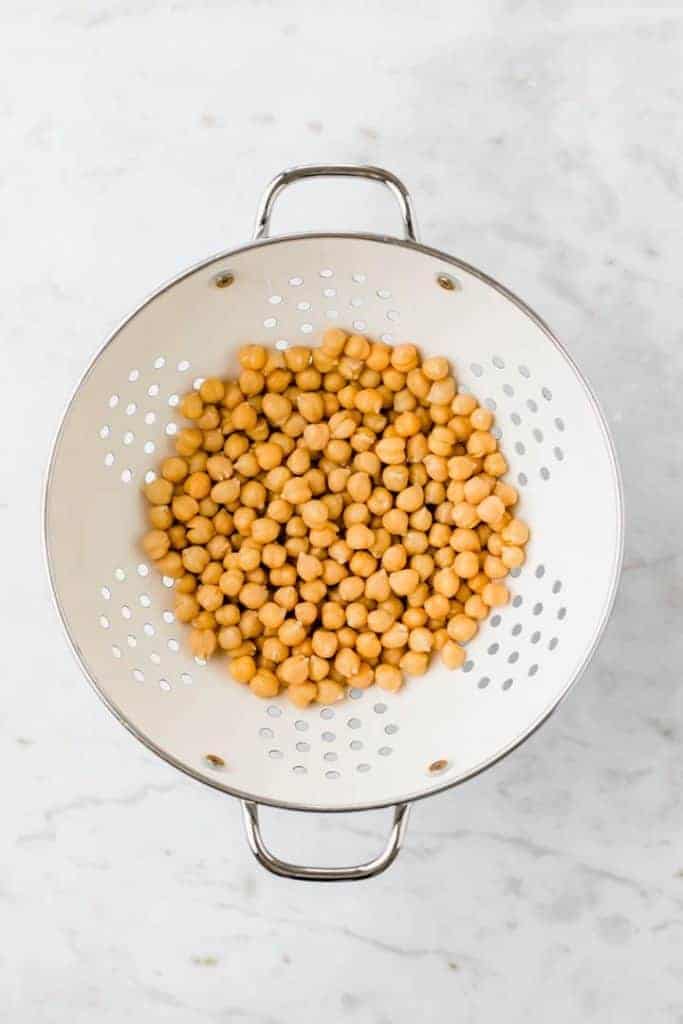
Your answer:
(217, 625), (242, 651)
(154, 551), (184, 577)
(142, 529), (170, 561)
(450, 528), (480, 553)
(470, 406), (493, 431)
(182, 545), (210, 574)
(433, 567), (459, 597)
(464, 475), (493, 506)
(482, 554), (507, 580)
(187, 516), (214, 544)
(277, 618), (306, 647)
(176, 427), (203, 456)
(383, 508), (408, 535)
(501, 518), (529, 546)
(465, 594), (489, 620)
(210, 479), (240, 506)
(482, 581), (509, 607)
(447, 614), (478, 643)
(382, 545), (407, 572)
(345, 524), (373, 551)
(375, 436), (405, 465)
(311, 629), (338, 659)
(282, 477), (312, 505)
(250, 671), (279, 698)
(442, 641), (465, 669)
(238, 344), (267, 371)
(230, 655), (256, 684)
(303, 422), (330, 451)
(399, 650), (428, 675)
(429, 523), (451, 548)
(467, 430), (497, 457)
(382, 465), (410, 492)
(148, 505), (173, 530)
(317, 602), (343, 631)
(287, 682), (318, 708)
(409, 627), (433, 653)
(349, 552), (377, 579)
(175, 593), (200, 623)
(144, 477), (174, 506)
(334, 647), (360, 679)
(238, 583), (268, 610)
(452, 502), (479, 529)
(240, 610), (263, 639)
(181, 391), (205, 420)
(215, 604), (239, 626)
(381, 622), (409, 649)
(394, 410), (421, 438)
(299, 579), (326, 604)
(375, 663), (402, 692)
(338, 575), (365, 602)
(176, 573), (198, 595)
(296, 552), (323, 582)
(501, 545), (525, 569)
(453, 551), (479, 579)
(190, 628), (217, 660)
(494, 481), (518, 507)
(404, 530), (429, 556)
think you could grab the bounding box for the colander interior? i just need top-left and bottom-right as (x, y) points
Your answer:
(45, 234), (622, 811)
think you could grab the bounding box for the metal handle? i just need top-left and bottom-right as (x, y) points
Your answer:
(240, 800), (411, 882)
(253, 164), (419, 242)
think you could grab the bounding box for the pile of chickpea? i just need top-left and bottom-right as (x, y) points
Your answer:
(141, 329), (530, 707)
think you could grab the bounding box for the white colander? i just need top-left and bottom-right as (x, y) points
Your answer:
(44, 165), (623, 881)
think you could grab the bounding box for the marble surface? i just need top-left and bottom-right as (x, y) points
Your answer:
(3, 1), (683, 1020)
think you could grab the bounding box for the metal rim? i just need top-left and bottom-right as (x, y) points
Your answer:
(43, 229), (625, 814)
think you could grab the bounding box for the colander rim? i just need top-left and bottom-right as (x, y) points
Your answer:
(43, 230), (625, 813)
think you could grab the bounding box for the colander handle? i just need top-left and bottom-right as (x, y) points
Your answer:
(253, 164), (419, 242)
(240, 799), (411, 882)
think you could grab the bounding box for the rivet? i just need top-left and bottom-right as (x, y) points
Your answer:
(214, 271), (235, 289)
(436, 273), (457, 291)
(428, 758), (449, 774)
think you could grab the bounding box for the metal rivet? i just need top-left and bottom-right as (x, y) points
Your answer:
(214, 271), (235, 288)
(436, 273), (457, 291)
(428, 758), (449, 773)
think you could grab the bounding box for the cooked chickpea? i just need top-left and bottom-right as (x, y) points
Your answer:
(190, 628), (217, 660)
(442, 640), (465, 669)
(482, 581), (509, 607)
(142, 529), (169, 561)
(287, 682), (317, 707)
(334, 647), (360, 679)
(154, 551), (184, 577)
(467, 431), (497, 457)
(175, 593), (200, 623)
(501, 545), (525, 569)
(400, 650), (429, 675)
(375, 663), (402, 692)
(453, 551), (479, 579)
(447, 614), (478, 644)
(452, 502), (480, 529)
(250, 671), (279, 698)
(230, 655), (256, 684)
(144, 477), (174, 506)
(181, 545), (209, 575)
(501, 518), (529, 546)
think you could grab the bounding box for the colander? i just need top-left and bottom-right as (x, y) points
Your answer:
(44, 165), (624, 881)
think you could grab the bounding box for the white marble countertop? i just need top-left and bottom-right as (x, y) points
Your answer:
(4, 1), (682, 1020)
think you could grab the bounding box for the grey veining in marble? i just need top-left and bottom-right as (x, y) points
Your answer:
(3, 0), (683, 1021)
